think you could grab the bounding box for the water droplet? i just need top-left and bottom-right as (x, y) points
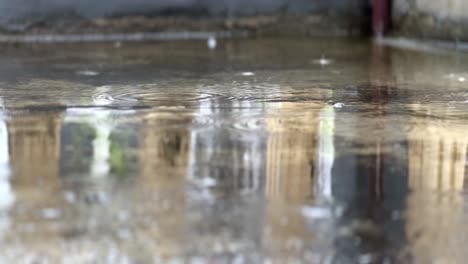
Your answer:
(313, 55), (333, 66)
(333, 102), (344, 108)
(207, 36), (217, 50)
(241, 72), (255, 76)
(93, 93), (114, 106)
(76, 70), (99, 76)
(41, 208), (61, 219)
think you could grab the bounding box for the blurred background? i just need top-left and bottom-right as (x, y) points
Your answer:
(0, 0), (466, 41)
(0, 1), (468, 263)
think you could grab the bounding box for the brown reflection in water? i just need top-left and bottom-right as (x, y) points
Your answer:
(408, 107), (467, 191)
(406, 105), (468, 263)
(8, 111), (64, 196)
(265, 102), (323, 202)
(264, 101), (324, 255)
(137, 111), (192, 258)
(139, 112), (192, 185)
(4, 111), (66, 256)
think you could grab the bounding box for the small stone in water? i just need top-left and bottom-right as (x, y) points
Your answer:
(41, 208), (61, 219)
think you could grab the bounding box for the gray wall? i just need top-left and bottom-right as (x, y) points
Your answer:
(393, 0), (468, 41)
(0, 0), (369, 33)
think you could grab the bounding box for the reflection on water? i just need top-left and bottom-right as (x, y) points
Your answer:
(0, 39), (467, 262)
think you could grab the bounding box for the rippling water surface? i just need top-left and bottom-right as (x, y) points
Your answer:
(0, 39), (468, 263)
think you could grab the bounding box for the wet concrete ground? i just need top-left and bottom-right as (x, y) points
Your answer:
(0, 38), (468, 263)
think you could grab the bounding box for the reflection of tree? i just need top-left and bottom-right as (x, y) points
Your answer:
(407, 105), (468, 263)
(60, 123), (95, 177)
(61, 110), (138, 180)
(109, 131), (138, 178)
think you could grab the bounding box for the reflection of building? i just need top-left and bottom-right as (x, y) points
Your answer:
(265, 102), (323, 202)
(137, 112), (192, 259)
(263, 102), (325, 257)
(3, 111), (66, 256)
(139, 112), (191, 187)
(408, 106), (467, 192)
(189, 100), (266, 191)
(406, 105), (468, 263)
(8, 112), (63, 192)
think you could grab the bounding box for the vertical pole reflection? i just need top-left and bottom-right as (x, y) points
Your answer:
(406, 105), (468, 263)
(0, 105), (14, 237)
(89, 112), (112, 178)
(89, 88), (113, 179)
(265, 102), (323, 202)
(331, 43), (408, 262)
(315, 106), (335, 199)
(264, 101), (325, 257)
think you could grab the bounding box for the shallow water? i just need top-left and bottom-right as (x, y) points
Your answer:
(1, 38), (468, 263)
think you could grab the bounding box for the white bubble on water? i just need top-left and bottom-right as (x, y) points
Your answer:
(333, 102), (344, 108)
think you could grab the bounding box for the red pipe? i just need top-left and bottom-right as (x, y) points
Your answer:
(372, 0), (391, 36)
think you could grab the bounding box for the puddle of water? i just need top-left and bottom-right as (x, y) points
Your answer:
(0, 38), (467, 262)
